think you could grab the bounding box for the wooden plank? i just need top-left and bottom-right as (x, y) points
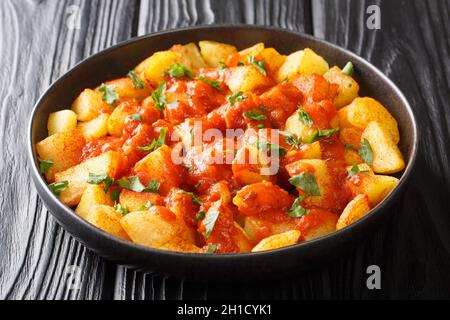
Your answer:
(0, 0), (138, 300)
(311, 0), (450, 298)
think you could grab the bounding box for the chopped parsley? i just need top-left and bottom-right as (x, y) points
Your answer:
(244, 110), (267, 121)
(138, 201), (154, 211)
(279, 131), (302, 148)
(298, 107), (314, 127)
(49, 181), (68, 196)
(110, 189), (120, 202)
(128, 114), (142, 121)
(117, 176), (160, 194)
(87, 173), (113, 192)
(98, 84), (119, 105)
(288, 171), (321, 196)
(198, 76), (222, 91)
(254, 140), (287, 156)
(151, 82), (167, 111)
(305, 128), (340, 143)
(288, 194), (310, 218)
(348, 164), (370, 177)
(181, 191), (203, 206)
(228, 91), (247, 105)
(39, 159), (53, 175)
(247, 55), (267, 76)
(168, 63), (193, 78)
(218, 61), (227, 71)
(114, 203), (129, 215)
(204, 210), (220, 238)
(206, 244), (218, 253)
(342, 62), (354, 76)
(196, 210), (206, 221)
(138, 127), (167, 152)
(358, 139), (374, 166)
(127, 70), (145, 89)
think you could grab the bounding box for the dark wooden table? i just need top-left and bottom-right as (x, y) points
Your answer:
(1, 0), (449, 300)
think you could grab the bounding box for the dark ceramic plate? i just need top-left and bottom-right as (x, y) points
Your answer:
(27, 25), (418, 281)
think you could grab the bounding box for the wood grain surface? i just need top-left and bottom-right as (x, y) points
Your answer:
(0, 0), (449, 300)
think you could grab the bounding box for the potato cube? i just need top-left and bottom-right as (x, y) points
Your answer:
(78, 113), (109, 140)
(284, 111), (317, 143)
(275, 48), (329, 82)
(323, 66), (360, 108)
(71, 89), (110, 121)
(199, 40), (237, 67)
(141, 51), (181, 83)
(340, 127), (363, 149)
(232, 144), (276, 185)
(296, 209), (338, 241)
(244, 217), (297, 243)
(107, 100), (139, 137)
(346, 174), (399, 206)
(119, 189), (164, 212)
(238, 42), (265, 59)
(85, 205), (130, 240)
(285, 159), (340, 211)
(234, 222), (253, 253)
(338, 97), (400, 143)
(251, 230), (301, 252)
(170, 43), (207, 70)
(120, 206), (195, 251)
(36, 129), (85, 182)
(75, 184), (113, 219)
(47, 110), (78, 136)
(260, 48), (286, 75)
(361, 121), (405, 174)
(54, 151), (121, 206)
(133, 145), (182, 195)
(225, 65), (272, 92)
(336, 194), (371, 230)
(104, 77), (151, 102)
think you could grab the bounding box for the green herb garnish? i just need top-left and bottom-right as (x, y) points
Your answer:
(168, 63), (193, 78)
(305, 128), (340, 143)
(118, 176), (160, 194)
(288, 171), (321, 196)
(206, 244), (218, 253)
(128, 114), (142, 121)
(279, 131), (301, 148)
(139, 201), (154, 211)
(151, 82), (167, 111)
(196, 210), (206, 221)
(348, 164), (370, 177)
(87, 173), (113, 192)
(198, 76), (222, 91)
(342, 62), (354, 76)
(114, 203), (129, 215)
(358, 139), (374, 166)
(244, 110), (268, 121)
(298, 108), (313, 127)
(247, 55), (267, 76)
(49, 181), (68, 196)
(228, 91), (247, 105)
(39, 159), (53, 175)
(127, 70), (145, 89)
(138, 127), (167, 152)
(254, 140), (287, 156)
(182, 191), (203, 206)
(288, 194), (310, 218)
(98, 84), (119, 105)
(204, 210), (220, 238)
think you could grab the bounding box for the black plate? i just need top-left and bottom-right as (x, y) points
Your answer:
(27, 25), (418, 282)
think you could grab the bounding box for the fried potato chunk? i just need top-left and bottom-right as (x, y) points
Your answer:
(76, 184), (114, 219)
(85, 205), (130, 241)
(251, 230), (301, 252)
(336, 194), (371, 230)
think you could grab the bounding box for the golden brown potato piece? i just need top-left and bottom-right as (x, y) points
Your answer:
(47, 110), (78, 136)
(361, 121), (405, 174)
(232, 144), (275, 185)
(285, 159), (335, 211)
(54, 151), (121, 206)
(140, 51), (181, 83)
(234, 223), (253, 253)
(251, 230), (301, 252)
(120, 206), (196, 251)
(78, 113), (109, 140)
(85, 205), (130, 241)
(233, 181), (294, 217)
(104, 77), (151, 102)
(225, 65), (272, 92)
(323, 66), (359, 108)
(338, 97), (400, 143)
(107, 100), (139, 137)
(133, 145), (182, 195)
(119, 189), (164, 212)
(284, 111), (318, 143)
(36, 129), (85, 182)
(260, 48), (286, 75)
(170, 43), (207, 69)
(75, 184), (113, 219)
(346, 173), (399, 207)
(340, 127), (363, 149)
(238, 43), (265, 60)
(275, 48), (329, 82)
(198, 40), (237, 67)
(71, 89), (110, 121)
(296, 209), (338, 241)
(336, 194), (371, 230)
(244, 217), (297, 243)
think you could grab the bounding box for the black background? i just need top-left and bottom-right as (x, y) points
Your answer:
(1, 0), (449, 299)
